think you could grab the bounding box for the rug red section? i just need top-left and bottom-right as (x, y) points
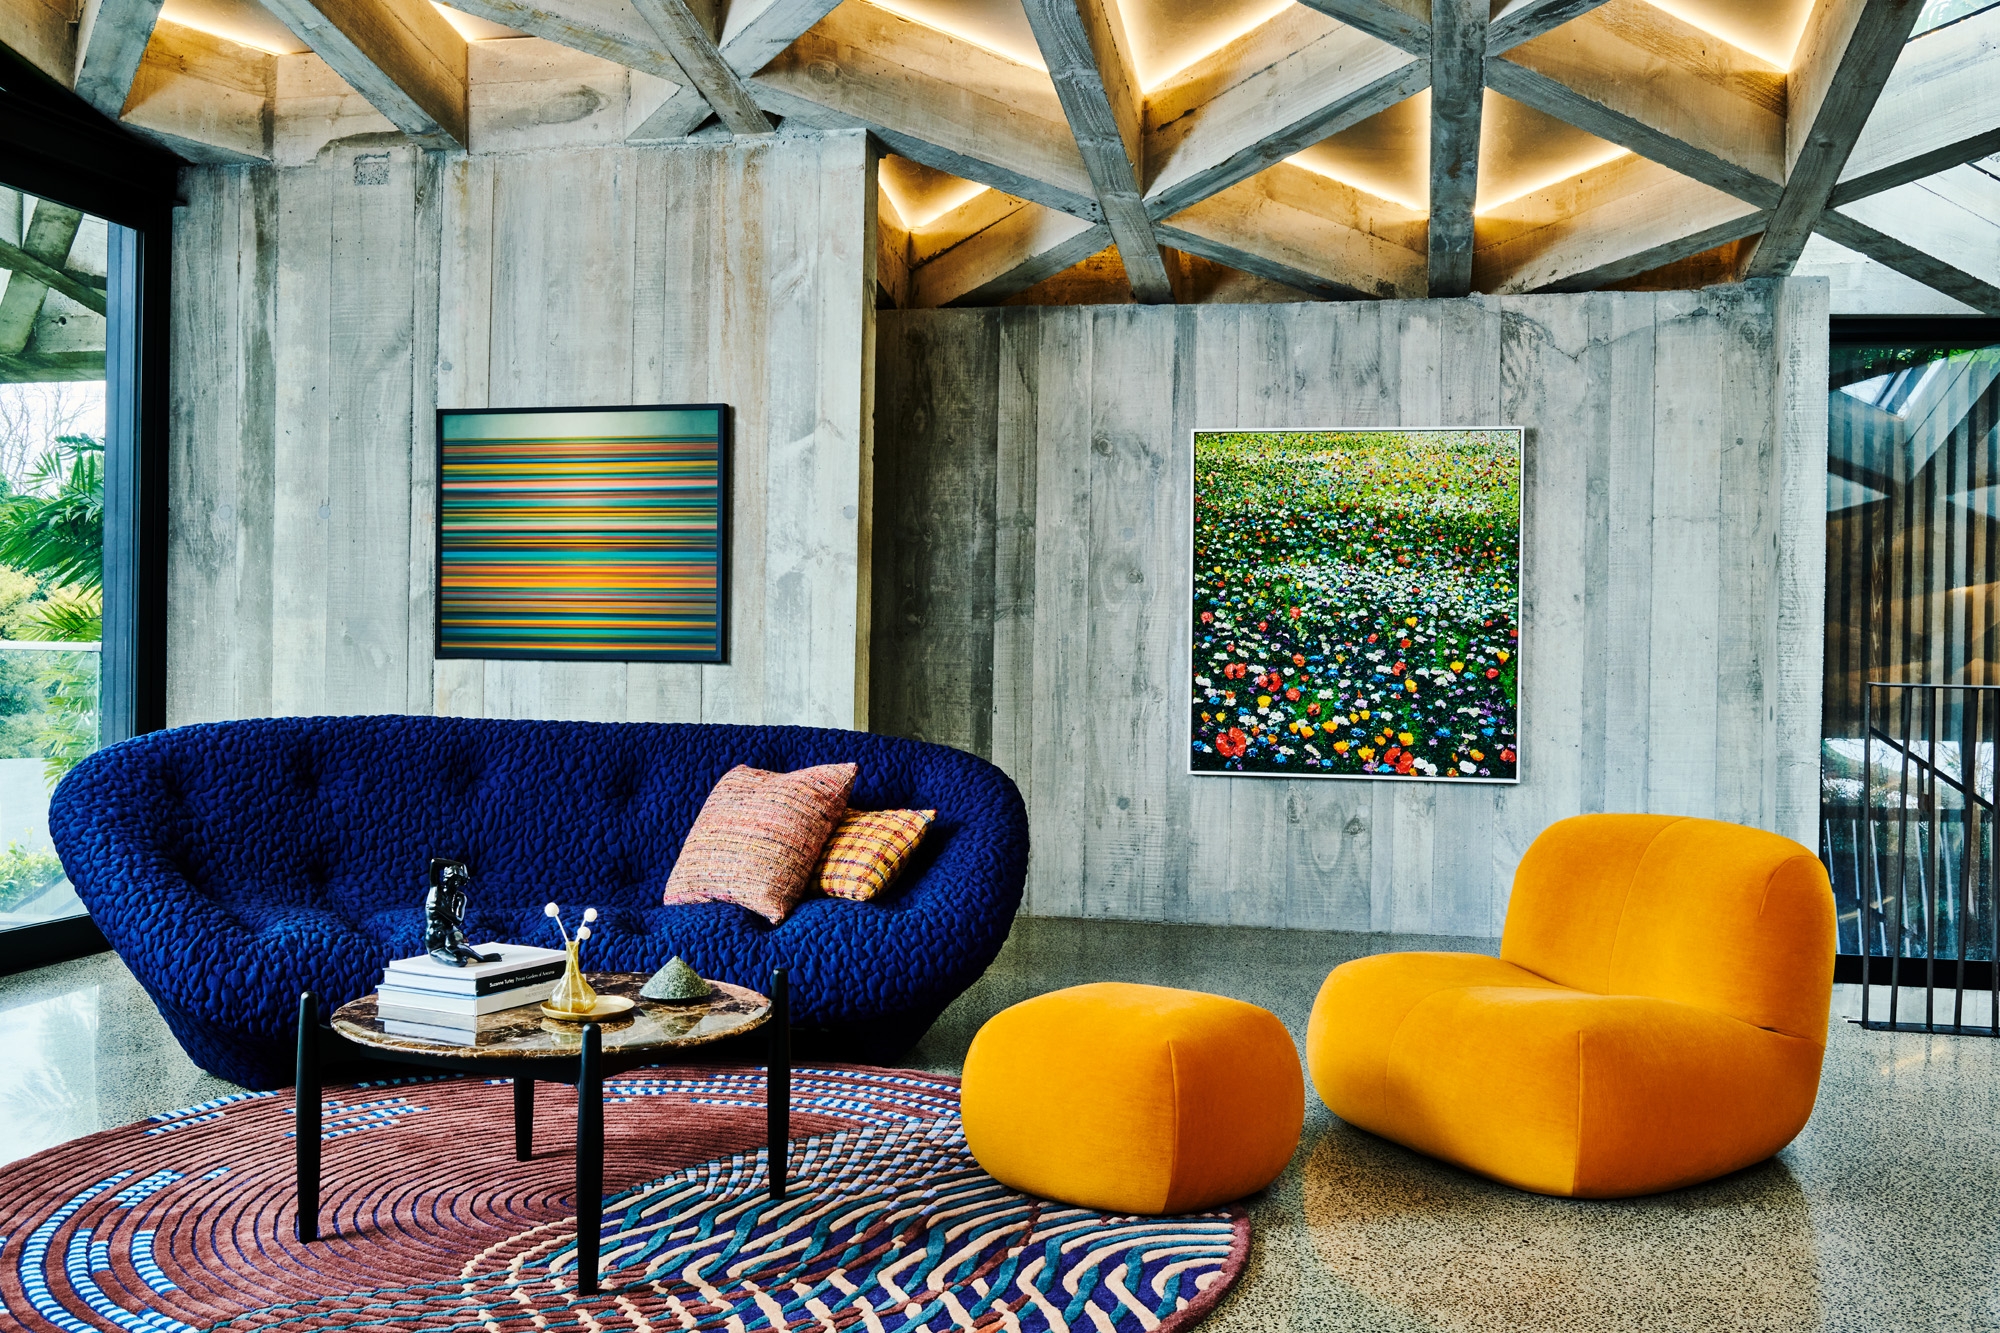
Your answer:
(0, 1065), (1251, 1332)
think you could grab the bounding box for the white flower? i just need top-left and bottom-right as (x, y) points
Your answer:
(582, 907), (599, 924)
(544, 902), (559, 917)
(577, 924), (591, 940)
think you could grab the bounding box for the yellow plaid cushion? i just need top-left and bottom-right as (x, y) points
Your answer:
(815, 809), (936, 902)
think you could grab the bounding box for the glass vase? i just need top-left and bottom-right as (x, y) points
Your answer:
(549, 939), (597, 1014)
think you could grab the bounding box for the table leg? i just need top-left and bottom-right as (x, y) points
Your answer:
(769, 966), (789, 1201)
(514, 1077), (534, 1160)
(575, 1023), (603, 1296)
(295, 991), (321, 1243)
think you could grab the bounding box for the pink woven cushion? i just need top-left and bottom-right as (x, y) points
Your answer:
(661, 762), (857, 923)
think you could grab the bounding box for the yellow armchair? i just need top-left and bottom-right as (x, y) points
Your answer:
(1307, 814), (1836, 1198)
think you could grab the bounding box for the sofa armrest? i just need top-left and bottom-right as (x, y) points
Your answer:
(771, 765), (1029, 1022)
(48, 740), (314, 1042)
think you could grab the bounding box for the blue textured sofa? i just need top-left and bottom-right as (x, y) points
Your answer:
(49, 716), (1029, 1089)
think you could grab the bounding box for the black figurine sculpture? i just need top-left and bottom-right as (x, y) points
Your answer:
(424, 858), (499, 966)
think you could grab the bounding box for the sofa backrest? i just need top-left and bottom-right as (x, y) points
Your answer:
(1499, 813), (1835, 1042)
(52, 714), (1026, 962)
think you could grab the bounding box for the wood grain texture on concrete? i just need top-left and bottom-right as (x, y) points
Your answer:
(168, 132), (875, 732)
(73, 0), (168, 120)
(872, 283), (1829, 932)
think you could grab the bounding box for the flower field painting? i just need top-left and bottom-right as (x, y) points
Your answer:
(1190, 428), (1522, 782)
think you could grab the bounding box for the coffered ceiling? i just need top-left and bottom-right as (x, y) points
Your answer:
(1, 0), (1995, 313)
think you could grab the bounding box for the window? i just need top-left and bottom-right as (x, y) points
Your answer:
(0, 45), (177, 973)
(0, 189), (110, 940)
(1822, 321), (2000, 970)
(1915, 0), (2000, 38)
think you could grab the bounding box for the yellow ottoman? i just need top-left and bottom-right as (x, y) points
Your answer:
(961, 982), (1304, 1215)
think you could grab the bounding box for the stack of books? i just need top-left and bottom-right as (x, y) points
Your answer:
(376, 943), (568, 1043)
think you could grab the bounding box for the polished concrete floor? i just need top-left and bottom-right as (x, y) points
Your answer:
(0, 950), (237, 1163)
(6, 919), (2000, 1331)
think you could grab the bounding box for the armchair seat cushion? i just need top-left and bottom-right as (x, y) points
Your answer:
(1305, 814), (1835, 1199)
(1308, 954), (1824, 1198)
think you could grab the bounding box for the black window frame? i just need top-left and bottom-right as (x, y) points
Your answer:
(1826, 315), (2000, 986)
(0, 42), (179, 974)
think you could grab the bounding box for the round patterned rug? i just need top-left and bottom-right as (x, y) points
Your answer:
(0, 1064), (1248, 1332)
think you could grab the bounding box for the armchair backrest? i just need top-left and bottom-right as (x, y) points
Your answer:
(1499, 814), (1835, 1042)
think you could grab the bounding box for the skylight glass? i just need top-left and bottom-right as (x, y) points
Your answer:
(1839, 359), (1944, 416)
(1914, 0), (2000, 37)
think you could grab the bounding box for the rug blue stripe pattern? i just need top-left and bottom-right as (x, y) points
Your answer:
(18, 1174), (207, 1333)
(225, 1069), (1245, 1332)
(4, 1066), (1248, 1333)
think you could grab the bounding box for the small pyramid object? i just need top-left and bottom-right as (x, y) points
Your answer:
(641, 955), (714, 1002)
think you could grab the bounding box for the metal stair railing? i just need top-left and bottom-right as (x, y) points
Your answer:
(1854, 681), (2000, 1037)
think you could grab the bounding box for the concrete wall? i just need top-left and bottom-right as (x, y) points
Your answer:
(167, 131), (876, 729)
(871, 283), (1830, 933)
(166, 130), (1833, 937)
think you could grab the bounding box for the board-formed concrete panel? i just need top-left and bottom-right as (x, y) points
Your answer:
(872, 282), (1830, 933)
(167, 132), (877, 733)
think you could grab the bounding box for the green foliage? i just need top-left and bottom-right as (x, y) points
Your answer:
(1196, 429), (1521, 536)
(13, 587), (101, 644)
(0, 433), (106, 781)
(0, 840), (66, 913)
(1833, 345), (1992, 387)
(0, 569), (49, 760)
(0, 566), (41, 637)
(26, 652), (97, 784)
(0, 435), (103, 594)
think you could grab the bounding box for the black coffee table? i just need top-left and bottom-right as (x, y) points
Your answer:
(294, 968), (791, 1295)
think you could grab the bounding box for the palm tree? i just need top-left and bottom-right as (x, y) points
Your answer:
(0, 434), (102, 780)
(0, 434), (102, 642)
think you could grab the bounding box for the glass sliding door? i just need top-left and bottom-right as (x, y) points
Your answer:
(0, 42), (177, 976)
(1822, 322), (2000, 978)
(0, 189), (109, 941)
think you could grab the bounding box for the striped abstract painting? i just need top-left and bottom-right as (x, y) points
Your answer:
(437, 406), (726, 661)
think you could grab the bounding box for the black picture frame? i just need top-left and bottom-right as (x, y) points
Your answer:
(433, 403), (732, 664)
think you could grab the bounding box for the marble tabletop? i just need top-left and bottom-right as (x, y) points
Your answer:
(331, 973), (770, 1059)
